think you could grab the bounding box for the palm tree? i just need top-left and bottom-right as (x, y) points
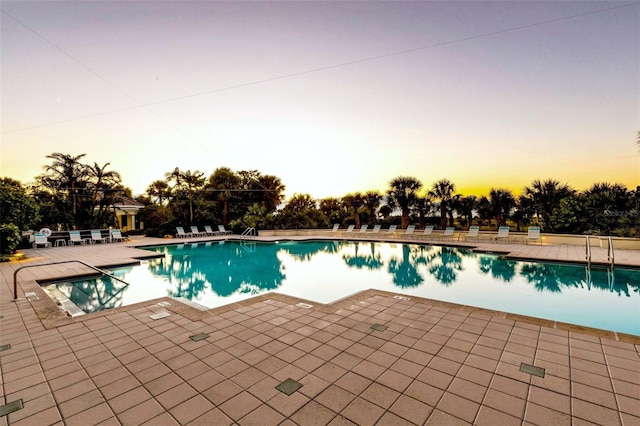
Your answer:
(363, 191), (382, 226)
(523, 179), (574, 230)
(39, 152), (88, 227)
(456, 195), (477, 229)
(387, 176), (423, 229)
(146, 180), (171, 205)
(342, 193), (365, 228)
(208, 167), (241, 226)
(181, 170), (205, 223)
(430, 178), (456, 229)
(488, 188), (516, 228)
(87, 162), (122, 228)
(411, 194), (432, 229)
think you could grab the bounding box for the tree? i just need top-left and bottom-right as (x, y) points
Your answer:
(86, 162), (122, 228)
(146, 180), (171, 205)
(207, 167), (241, 226)
(363, 191), (383, 226)
(0, 178), (40, 230)
(181, 170), (206, 223)
(456, 195), (477, 230)
(411, 195), (433, 228)
(430, 178), (456, 229)
(488, 188), (516, 228)
(387, 176), (422, 229)
(523, 179), (574, 231)
(37, 152), (88, 228)
(342, 192), (365, 228)
(319, 197), (345, 225)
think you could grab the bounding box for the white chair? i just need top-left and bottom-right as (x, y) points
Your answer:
(204, 225), (218, 236)
(91, 230), (108, 244)
(421, 226), (435, 239)
(492, 226), (512, 243)
(68, 230), (86, 245)
(461, 226), (481, 242)
(32, 233), (51, 248)
(436, 227), (455, 241)
(404, 225), (416, 236)
(190, 226), (206, 237)
(331, 224), (340, 232)
(111, 229), (126, 242)
(217, 225), (232, 235)
(386, 225), (398, 235)
(176, 226), (192, 238)
(526, 226), (542, 244)
(358, 224), (368, 234)
(371, 224), (381, 234)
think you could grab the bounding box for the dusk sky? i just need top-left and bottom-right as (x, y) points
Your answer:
(1, 1), (638, 200)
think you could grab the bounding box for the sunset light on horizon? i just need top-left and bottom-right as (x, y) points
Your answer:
(1, 1), (638, 201)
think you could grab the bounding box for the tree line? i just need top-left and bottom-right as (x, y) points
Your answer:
(1, 152), (638, 256)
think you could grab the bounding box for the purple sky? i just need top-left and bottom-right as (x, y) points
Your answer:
(2, 1), (638, 199)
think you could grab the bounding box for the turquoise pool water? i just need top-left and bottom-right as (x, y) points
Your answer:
(46, 240), (640, 335)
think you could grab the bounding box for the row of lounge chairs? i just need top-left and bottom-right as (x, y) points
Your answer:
(175, 225), (232, 238)
(32, 229), (127, 248)
(332, 224), (542, 244)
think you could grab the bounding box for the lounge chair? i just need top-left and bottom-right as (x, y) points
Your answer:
(217, 225), (232, 235)
(91, 230), (108, 244)
(32, 233), (51, 248)
(68, 230), (87, 245)
(358, 225), (369, 234)
(331, 224), (340, 232)
(111, 229), (126, 242)
(421, 226), (435, 239)
(190, 226), (206, 237)
(461, 226), (481, 242)
(386, 225), (398, 235)
(371, 224), (381, 234)
(176, 226), (192, 238)
(526, 226), (542, 244)
(343, 224), (355, 236)
(204, 225), (219, 236)
(492, 226), (512, 243)
(404, 225), (416, 236)
(435, 227), (455, 241)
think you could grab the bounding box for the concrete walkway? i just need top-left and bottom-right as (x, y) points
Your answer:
(1, 235), (638, 425)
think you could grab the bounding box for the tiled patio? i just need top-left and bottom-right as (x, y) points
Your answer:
(1, 235), (639, 425)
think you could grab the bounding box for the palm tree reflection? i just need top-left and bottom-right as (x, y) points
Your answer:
(477, 255), (517, 282)
(342, 242), (384, 270)
(425, 247), (464, 286)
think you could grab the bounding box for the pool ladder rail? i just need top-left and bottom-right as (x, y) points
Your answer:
(585, 235), (615, 270)
(241, 227), (256, 239)
(12, 260), (129, 300)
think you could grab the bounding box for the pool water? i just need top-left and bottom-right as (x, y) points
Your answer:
(45, 240), (640, 335)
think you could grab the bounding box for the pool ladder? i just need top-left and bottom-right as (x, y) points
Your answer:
(241, 227), (256, 239)
(585, 235), (615, 270)
(13, 260), (129, 300)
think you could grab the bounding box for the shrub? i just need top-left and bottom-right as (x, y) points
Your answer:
(0, 223), (21, 259)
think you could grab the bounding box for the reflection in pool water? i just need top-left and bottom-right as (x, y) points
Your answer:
(47, 240), (639, 335)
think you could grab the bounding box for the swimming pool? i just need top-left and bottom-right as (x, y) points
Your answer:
(44, 240), (640, 335)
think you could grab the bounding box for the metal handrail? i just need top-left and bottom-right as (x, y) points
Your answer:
(13, 260), (129, 300)
(585, 235), (591, 267)
(607, 235), (614, 269)
(241, 227), (256, 239)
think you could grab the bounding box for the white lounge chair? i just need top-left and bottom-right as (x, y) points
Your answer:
(492, 226), (512, 243)
(217, 225), (232, 235)
(331, 224), (340, 232)
(436, 227), (455, 241)
(371, 224), (381, 234)
(204, 225), (218, 236)
(386, 225), (398, 235)
(68, 230), (86, 245)
(421, 226), (435, 239)
(461, 226), (480, 242)
(190, 226), (206, 237)
(176, 226), (192, 238)
(358, 225), (368, 234)
(111, 229), (126, 242)
(32, 233), (51, 248)
(404, 225), (416, 236)
(526, 226), (542, 244)
(91, 230), (108, 244)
